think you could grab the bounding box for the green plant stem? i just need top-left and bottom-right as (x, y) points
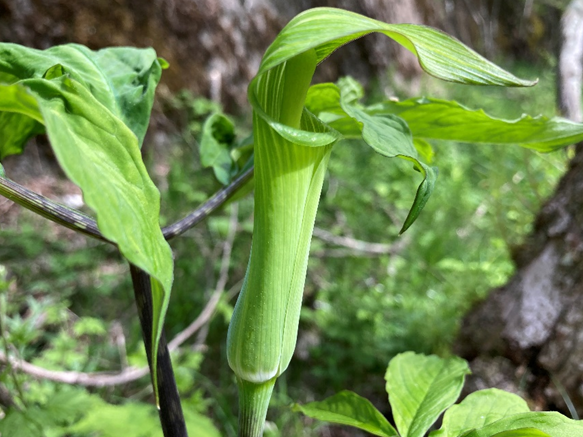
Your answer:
(162, 167), (253, 240)
(237, 377), (276, 437)
(0, 166), (253, 243)
(129, 264), (188, 437)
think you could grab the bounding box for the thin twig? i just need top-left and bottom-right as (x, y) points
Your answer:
(162, 168), (252, 240)
(0, 353), (149, 386)
(312, 227), (402, 255)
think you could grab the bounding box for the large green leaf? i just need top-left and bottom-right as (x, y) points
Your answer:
(461, 412), (583, 437)
(0, 44), (171, 401)
(0, 43), (163, 152)
(292, 390), (398, 437)
(386, 352), (470, 437)
(430, 389), (530, 437)
(369, 98), (583, 152)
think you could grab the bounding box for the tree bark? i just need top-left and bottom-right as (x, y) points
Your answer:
(0, 0), (456, 110)
(455, 0), (583, 418)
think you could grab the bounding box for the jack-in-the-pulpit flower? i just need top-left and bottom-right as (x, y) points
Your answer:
(226, 7), (533, 436)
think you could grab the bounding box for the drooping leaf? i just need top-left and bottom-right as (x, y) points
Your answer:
(327, 77), (436, 233)
(429, 389), (530, 437)
(292, 390), (398, 437)
(368, 97), (583, 152)
(461, 412), (583, 437)
(386, 352), (470, 437)
(200, 112), (237, 185)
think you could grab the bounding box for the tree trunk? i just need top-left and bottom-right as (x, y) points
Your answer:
(455, 0), (583, 418)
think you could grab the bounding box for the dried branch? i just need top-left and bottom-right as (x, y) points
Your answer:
(0, 352), (150, 386)
(312, 227), (403, 255)
(0, 277), (229, 387)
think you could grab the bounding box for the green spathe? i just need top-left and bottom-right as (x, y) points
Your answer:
(227, 49), (330, 383)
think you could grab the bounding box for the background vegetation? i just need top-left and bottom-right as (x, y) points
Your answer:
(0, 4), (573, 437)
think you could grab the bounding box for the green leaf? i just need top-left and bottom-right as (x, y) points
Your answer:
(0, 43), (163, 149)
(0, 43), (172, 402)
(258, 7), (534, 87)
(386, 352), (470, 437)
(0, 83), (45, 159)
(200, 113), (237, 185)
(461, 412), (583, 437)
(488, 429), (551, 437)
(430, 389), (530, 437)
(292, 390), (398, 437)
(371, 97), (583, 153)
(0, 407), (46, 437)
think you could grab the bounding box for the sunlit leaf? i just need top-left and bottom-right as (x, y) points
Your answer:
(0, 43), (171, 402)
(371, 97), (583, 152)
(0, 43), (163, 149)
(386, 352), (470, 437)
(461, 412), (583, 437)
(292, 390), (398, 437)
(430, 389), (530, 437)
(414, 138), (435, 164)
(488, 429), (551, 437)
